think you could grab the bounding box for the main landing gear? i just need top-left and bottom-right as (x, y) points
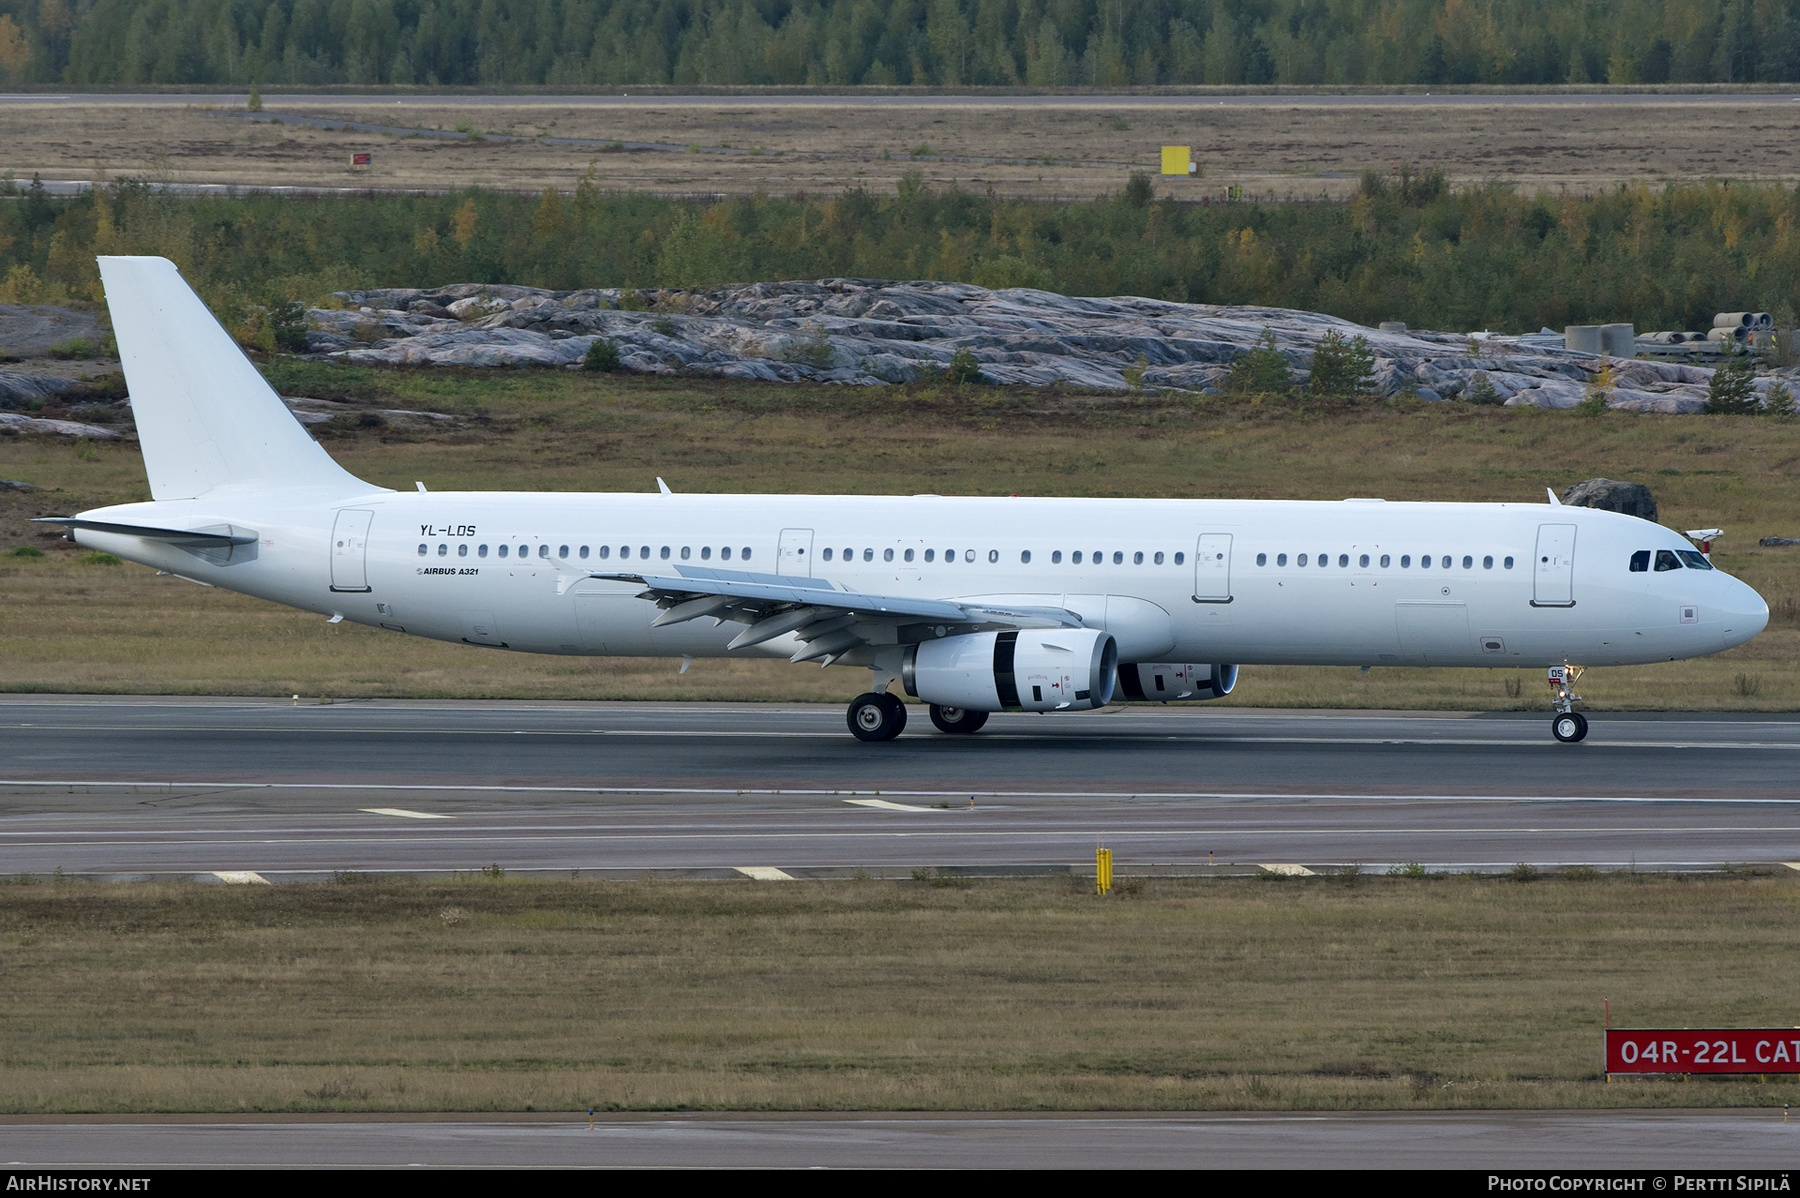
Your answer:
(929, 705), (989, 735)
(847, 692), (908, 742)
(1548, 664), (1588, 743)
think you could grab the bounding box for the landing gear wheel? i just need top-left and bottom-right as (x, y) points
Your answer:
(1551, 712), (1588, 743)
(848, 692), (907, 742)
(929, 705), (990, 735)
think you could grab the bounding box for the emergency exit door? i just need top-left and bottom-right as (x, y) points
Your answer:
(330, 509), (374, 593)
(1193, 533), (1233, 602)
(1532, 523), (1576, 607)
(778, 528), (814, 577)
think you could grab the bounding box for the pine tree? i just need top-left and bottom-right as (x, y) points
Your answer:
(1706, 353), (1758, 414)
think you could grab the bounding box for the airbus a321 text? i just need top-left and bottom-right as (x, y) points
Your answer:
(44, 258), (1770, 743)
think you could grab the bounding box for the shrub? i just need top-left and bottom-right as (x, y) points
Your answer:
(1308, 329), (1376, 400)
(1507, 862), (1540, 882)
(1465, 374), (1505, 406)
(1706, 354), (1758, 414)
(947, 347), (985, 384)
(79, 552), (121, 566)
(1225, 329), (1293, 397)
(652, 316), (676, 336)
(6, 545), (45, 558)
(1122, 354), (1149, 391)
(1122, 172), (1155, 208)
(1386, 862), (1429, 878)
(47, 338), (94, 360)
(782, 322), (836, 370)
(583, 338), (621, 372)
(265, 299), (308, 351)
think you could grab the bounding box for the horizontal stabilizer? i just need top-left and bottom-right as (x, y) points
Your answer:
(34, 517), (258, 546)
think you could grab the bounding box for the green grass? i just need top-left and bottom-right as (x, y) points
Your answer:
(1, 872), (1795, 1114)
(2, 365), (1798, 706)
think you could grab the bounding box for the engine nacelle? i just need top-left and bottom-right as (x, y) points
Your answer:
(904, 629), (1118, 712)
(1116, 662), (1238, 702)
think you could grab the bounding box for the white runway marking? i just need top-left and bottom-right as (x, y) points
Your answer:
(734, 866), (795, 881)
(844, 799), (940, 812)
(359, 808), (452, 819)
(211, 871), (269, 884)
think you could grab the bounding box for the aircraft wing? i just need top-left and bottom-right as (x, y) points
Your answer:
(578, 565), (1082, 665)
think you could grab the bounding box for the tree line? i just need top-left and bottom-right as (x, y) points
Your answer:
(1, 0), (1798, 87)
(3, 168), (1797, 342)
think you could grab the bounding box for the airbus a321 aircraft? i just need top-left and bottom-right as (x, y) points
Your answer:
(44, 257), (1770, 743)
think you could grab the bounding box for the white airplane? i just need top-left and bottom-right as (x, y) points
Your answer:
(44, 257), (1770, 744)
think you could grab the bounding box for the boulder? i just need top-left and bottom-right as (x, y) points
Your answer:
(1560, 478), (1658, 523)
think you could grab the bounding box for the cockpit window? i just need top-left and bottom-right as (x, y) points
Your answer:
(1677, 550), (1714, 571)
(1629, 550), (1650, 572)
(1654, 550), (1683, 572)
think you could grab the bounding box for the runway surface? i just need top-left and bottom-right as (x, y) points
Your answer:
(6, 91), (1800, 107)
(2, 1111), (1794, 1168)
(2, 699), (1798, 878)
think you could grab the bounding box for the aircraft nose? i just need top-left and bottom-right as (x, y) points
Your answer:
(1720, 577), (1769, 646)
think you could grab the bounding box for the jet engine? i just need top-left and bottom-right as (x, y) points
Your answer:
(1116, 662), (1238, 702)
(903, 629), (1118, 712)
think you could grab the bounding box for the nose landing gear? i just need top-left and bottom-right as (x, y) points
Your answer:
(1548, 664), (1587, 743)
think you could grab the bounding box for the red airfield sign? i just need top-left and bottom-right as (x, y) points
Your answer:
(1606, 1028), (1800, 1074)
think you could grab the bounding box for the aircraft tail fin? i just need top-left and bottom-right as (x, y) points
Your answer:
(98, 256), (374, 501)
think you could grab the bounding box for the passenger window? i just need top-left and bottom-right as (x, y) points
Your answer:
(1257, 553), (1267, 566)
(1318, 554), (1328, 568)
(1359, 554), (1369, 567)
(989, 550), (999, 563)
(1655, 550), (1682, 572)
(905, 548), (915, 562)
(720, 547), (732, 560)
(822, 548), (833, 561)
(1051, 551), (1062, 564)
(1462, 555), (1472, 569)
(1420, 555), (1431, 569)
(700, 546), (711, 560)
(479, 544), (488, 558)
(1174, 552), (1184, 565)
(1133, 551), (1144, 564)
(946, 549), (956, 561)
(417, 543), (427, 556)
(660, 546), (671, 560)
(579, 546), (589, 560)
(1678, 550), (1714, 571)
(1379, 554), (1390, 567)
(1020, 550), (1030, 564)
(1338, 554), (1349, 567)
(498, 544), (509, 558)
(1441, 556), (1452, 569)
(966, 550), (976, 563)
(458, 544), (469, 558)
(1277, 554), (1287, 566)
(884, 548), (894, 562)
(438, 544), (448, 556)
(640, 546), (650, 559)
(1113, 551), (1124, 565)
(1482, 555), (1492, 569)
(864, 548), (874, 562)
(925, 549), (936, 562)
(538, 544), (549, 559)
(1154, 551), (1164, 565)
(1297, 554), (1308, 566)
(559, 545), (570, 559)
(681, 546), (691, 560)
(1629, 550), (1649, 572)
(842, 547), (852, 560)
(597, 545), (610, 559)
(1073, 551), (1083, 564)
(1504, 556), (1514, 569)
(741, 547), (752, 560)
(1400, 555), (1410, 567)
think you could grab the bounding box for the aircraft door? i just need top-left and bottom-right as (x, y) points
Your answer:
(1533, 524), (1577, 607)
(778, 528), (814, 577)
(1193, 533), (1232, 602)
(329, 509), (374, 593)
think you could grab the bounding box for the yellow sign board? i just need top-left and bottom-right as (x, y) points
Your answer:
(1160, 146), (1192, 176)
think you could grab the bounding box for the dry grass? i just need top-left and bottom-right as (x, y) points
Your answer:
(2, 375), (1798, 707)
(5, 94), (1800, 198)
(0, 873), (1795, 1113)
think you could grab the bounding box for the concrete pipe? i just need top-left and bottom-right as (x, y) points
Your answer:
(1714, 312), (1756, 329)
(1599, 323), (1635, 357)
(1564, 325), (1604, 354)
(1756, 312), (1775, 329)
(1710, 326), (1750, 344)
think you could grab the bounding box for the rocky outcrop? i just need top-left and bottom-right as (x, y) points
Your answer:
(0, 369), (88, 409)
(311, 279), (1798, 410)
(1560, 478), (1659, 522)
(0, 411), (121, 438)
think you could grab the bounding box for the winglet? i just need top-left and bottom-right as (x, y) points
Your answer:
(656, 477), (672, 494)
(1546, 487), (1562, 505)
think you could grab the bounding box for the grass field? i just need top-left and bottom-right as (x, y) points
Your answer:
(5, 91), (1800, 199)
(2, 367), (1797, 707)
(0, 872), (1794, 1114)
